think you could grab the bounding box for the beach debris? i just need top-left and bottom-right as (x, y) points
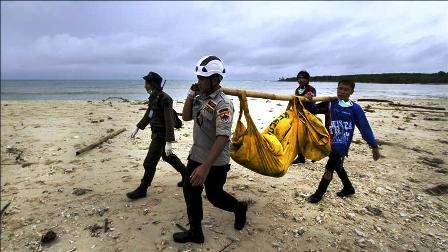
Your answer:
(418, 157), (445, 173)
(6, 146), (25, 163)
(0, 202), (11, 218)
(357, 98), (392, 103)
(365, 205), (383, 216)
(41, 230), (57, 244)
(72, 188), (92, 196)
(75, 128), (126, 155)
(104, 218), (111, 233)
(86, 223), (103, 237)
(389, 103), (445, 111)
(155, 239), (168, 251)
(175, 223), (188, 232)
(97, 207), (109, 217)
(21, 162), (36, 168)
(424, 184), (448, 196)
(354, 229), (366, 237)
(102, 97), (130, 103)
(292, 227), (306, 237)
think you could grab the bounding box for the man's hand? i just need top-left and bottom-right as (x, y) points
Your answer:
(165, 142), (173, 156)
(304, 91), (314, 100)
(130, 127), (139, 138)
(372, 147), (381, 161)
(190, 163), (211, 186)
(188, 84), (199, 98)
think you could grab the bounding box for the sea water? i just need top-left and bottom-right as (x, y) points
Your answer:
(1, 80), (447, 101)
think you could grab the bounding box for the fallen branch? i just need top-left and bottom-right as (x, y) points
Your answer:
(175, 223), (188, 232)
(222, 87), (337, 102)
(101, 97), (129, 102)
(389, 103), (445, 111)
(370, 107), (447, 114)
(217, 239), (235, 252)
(357, 98), (393, 103)
(0, 202), (11, 216)
(75, 128), (126, 156)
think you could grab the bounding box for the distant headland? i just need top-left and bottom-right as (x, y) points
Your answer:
(278, 72), (448, 84)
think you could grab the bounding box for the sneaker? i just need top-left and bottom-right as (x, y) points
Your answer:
(126, 187), (147, 200)
(234, 201), (248, 230)
(173, 230), (204, 244)
(336, 187), (355, 198)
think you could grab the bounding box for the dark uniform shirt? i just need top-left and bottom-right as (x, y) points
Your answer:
(137, 90), (176, 142)
(295, 84), (317, 114)
(189, 88), (234, 166)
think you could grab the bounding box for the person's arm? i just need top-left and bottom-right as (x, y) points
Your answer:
(162, 97), (175, 142)
(190, 101), (233, 186)
(353, 104), (380, 160)
(314, 101), (330, 115)
(182, 84), (198, 121)
(136, 103), (151, 130)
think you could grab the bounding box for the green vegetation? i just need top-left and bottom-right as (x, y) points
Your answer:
(278, 71), (448, 84)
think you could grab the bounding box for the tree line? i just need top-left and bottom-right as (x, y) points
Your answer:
(278, 72), (448, 84)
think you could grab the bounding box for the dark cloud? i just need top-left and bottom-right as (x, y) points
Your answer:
(1, 1), (447, 80)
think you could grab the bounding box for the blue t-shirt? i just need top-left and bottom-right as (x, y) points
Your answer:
(316, 100), (377, 156)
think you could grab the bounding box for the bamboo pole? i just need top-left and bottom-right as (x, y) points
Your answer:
(222, 87), (337, 102)
(75, 128), (126, 156)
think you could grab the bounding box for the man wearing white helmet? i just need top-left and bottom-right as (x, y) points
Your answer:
(173, 56), (248, 244)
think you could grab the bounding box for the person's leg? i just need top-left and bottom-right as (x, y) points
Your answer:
(161, 147), (186, 187)
(204, 164), (247, 230)
(292, 153), (306, 164)
(173, 158), (204, 243)
(308, 153), (341, 203)
(126, 137), (164, 200)
(335, 159), (355, 197)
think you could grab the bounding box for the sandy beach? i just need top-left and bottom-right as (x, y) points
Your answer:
(1, 97), (447, 251)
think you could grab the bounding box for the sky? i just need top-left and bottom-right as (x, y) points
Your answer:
(1, 1), (447, 80)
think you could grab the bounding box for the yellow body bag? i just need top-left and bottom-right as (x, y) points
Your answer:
(230, 94), (331, 177)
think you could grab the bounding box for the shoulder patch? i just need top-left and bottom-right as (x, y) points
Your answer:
(218, 107), (231, 123)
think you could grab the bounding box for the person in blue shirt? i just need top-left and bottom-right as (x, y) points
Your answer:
(308, 80), (381, 203)
(292, 70), (317, 164)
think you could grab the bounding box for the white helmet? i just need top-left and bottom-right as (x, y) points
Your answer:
(194, 55), (226, 77)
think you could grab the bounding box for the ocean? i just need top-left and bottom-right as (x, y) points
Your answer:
(1, 80), (447, 101)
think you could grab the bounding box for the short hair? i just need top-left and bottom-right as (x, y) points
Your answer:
(338, 80), (355, 90)
(297, 70), (310, 80)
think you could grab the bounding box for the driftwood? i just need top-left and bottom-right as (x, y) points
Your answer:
(0, 202), (11, 217)
(222, 87), (337, 102)
(370, 107), (447, 114)
(101, 97), (130, 102)
(389, 103), (445, 111)
(357, 98), (393, 103)
(75, 128), (126, 156)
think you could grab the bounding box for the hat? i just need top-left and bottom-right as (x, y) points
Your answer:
(142, 71), (163, 90)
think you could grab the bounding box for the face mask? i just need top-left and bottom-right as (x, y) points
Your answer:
(297, 88), (305, 95)
(338, 99), (353, 108)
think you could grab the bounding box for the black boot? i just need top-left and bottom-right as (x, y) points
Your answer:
(292, 154), (305, 164)
(173, 225), (204, 244)
(308, 178), (331, 204)
(234, 201), (248, 230)
(336, 187), (355, 198)
(126, 185), (147, 200)
(335, 168), (355, 198)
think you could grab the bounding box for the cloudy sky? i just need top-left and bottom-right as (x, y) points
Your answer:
(1, 1), (447, 80)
